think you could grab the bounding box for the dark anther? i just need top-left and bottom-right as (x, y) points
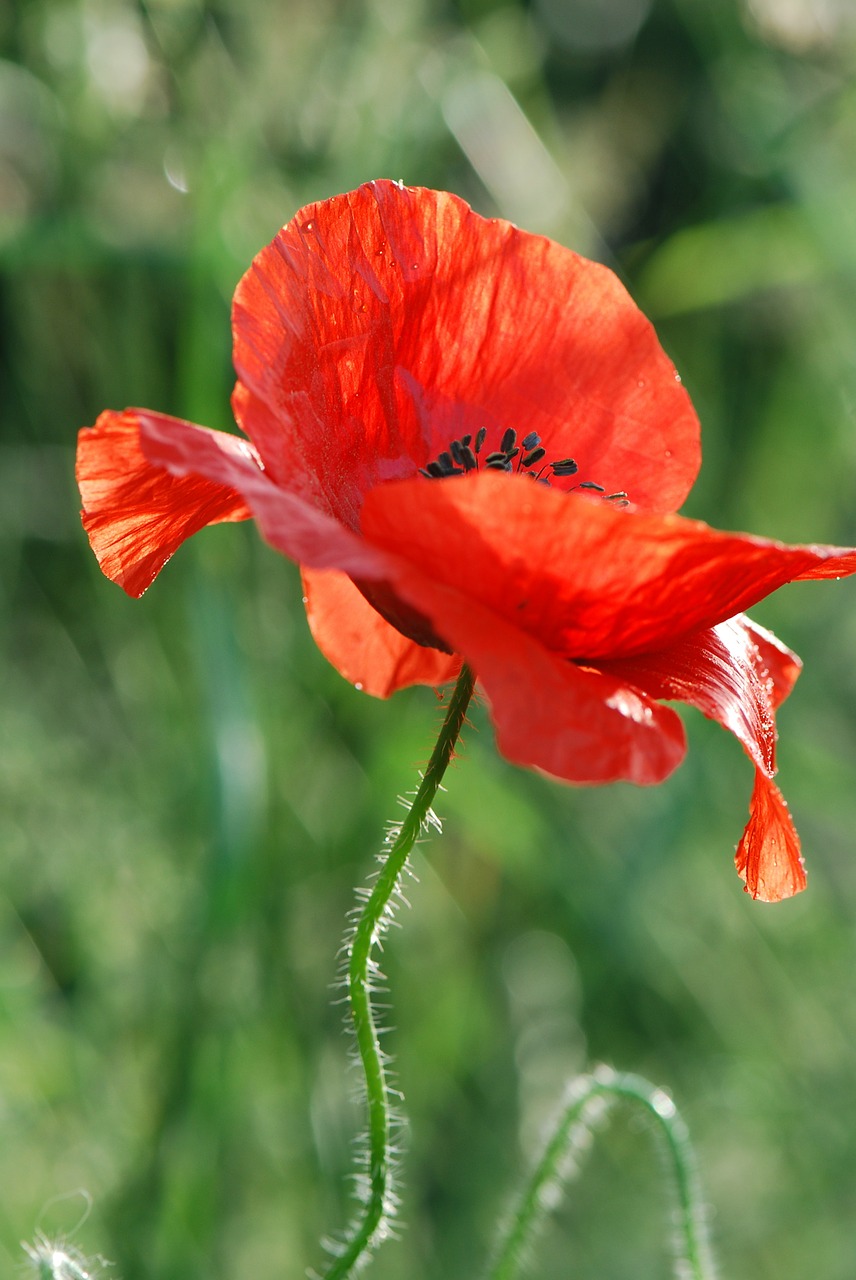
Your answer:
(445, 438), (478, 471)
(606, 492), (628, 501)
(522, 431), (541, 451)
(578, 481), (605, 492)
(551, 458), (578, 477)
(433, 452), (465, 476)
(485, 456), (512, 471)
(521, 446), (546, 469)
(475, 427), (487, 454)
(500, 427), (517, 454)
(424, 461), (446, 478)
(485, 451), (508, 466)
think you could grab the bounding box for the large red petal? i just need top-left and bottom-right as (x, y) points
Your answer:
(601, 617), (806, 900)
(301, 567), (460, 697)
(77, 410), (252, 597)
(360, 471), (856, 661)
(232, 180), (699, 516)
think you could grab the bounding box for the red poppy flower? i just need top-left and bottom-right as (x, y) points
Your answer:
(76, 180), (856, 902)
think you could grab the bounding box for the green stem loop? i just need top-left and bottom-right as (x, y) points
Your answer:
(320, 664), (477, 1280)
(488, 1066), (717, 1280)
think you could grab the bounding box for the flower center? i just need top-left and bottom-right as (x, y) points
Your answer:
(419, 428), (628, 505)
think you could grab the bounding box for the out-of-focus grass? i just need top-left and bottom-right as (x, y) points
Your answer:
(3, 1), (856, 1277)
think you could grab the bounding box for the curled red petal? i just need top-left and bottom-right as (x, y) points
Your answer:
(735, 772), (805, 902)
(77, 410), (251, 597)
(360, 472), (856, 661)
(601, 616), (806, 899)
(599, 617), (785, 774)
(301, 568), (460, 697)
(737, 617), (802, 710)
(232, 180), (699, 516)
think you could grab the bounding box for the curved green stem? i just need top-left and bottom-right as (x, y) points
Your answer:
(488, 1066), (716, 1280)
(607, 1072), (716, 1280)
(320, 664), (477, 1280)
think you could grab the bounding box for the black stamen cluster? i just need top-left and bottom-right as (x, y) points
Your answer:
(419, 428), (629, 504)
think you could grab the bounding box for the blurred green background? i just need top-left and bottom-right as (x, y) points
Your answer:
(3, 0), (856, 1276)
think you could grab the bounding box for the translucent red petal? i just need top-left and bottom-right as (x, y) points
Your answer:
(136, 409), (387, 579)
(76, 410), (251, 597)
(361, 472), (856, 662)
(601, 617), (806, 899)
(232, 181), (700, 518)
(301, 567), (460, 697)
(735, 772), (805, 902)
(599, 617), (785, 773)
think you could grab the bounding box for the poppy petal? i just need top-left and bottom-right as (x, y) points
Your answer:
(485, 646), (686, 787)
(301, 567), (461, 697)
(232, 180), (700, 516)
(598, 617), (785, 773)
(737, 617), (802, 710)
(599, 617), (806, 900)
(360, 472), (856, 661)
(135, 409), (390, 580)
(77, 410), (252, 597)
(356, 565), (686, 785)
(735, 772), (805, 902)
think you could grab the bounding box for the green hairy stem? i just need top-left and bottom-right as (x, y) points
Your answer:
(318, 665), (477, 1279)
(488, 1065), (717, 1280)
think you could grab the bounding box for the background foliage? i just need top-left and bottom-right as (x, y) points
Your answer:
(3, 0), (856, 1276)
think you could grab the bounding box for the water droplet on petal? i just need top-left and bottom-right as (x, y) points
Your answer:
(354, 681), (364, 691)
